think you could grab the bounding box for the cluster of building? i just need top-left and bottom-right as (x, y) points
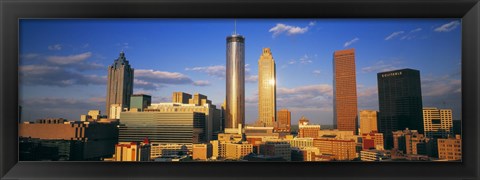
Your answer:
(19, 28), (461, 162)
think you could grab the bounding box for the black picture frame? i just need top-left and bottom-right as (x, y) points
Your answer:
(1, 0), (479, 179)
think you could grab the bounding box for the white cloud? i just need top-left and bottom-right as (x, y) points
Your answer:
(46, 52), (92, 65)
(193, 80), (211, 86)
(385, 31), (405, 40)
(400, 28), (423, 40)
(309, 21), (316, 26)
(434, 21), (460, 32)
(344, 37), (359, 47)
(277, 84), (333, 112)
(422, 74), (461, 96)
(246, 75), (258, 83)
(19, 65), (106, 87)
(48, 44), (62, 51)
(186, 65), (226, 78)
(361, 60), (403, 73)
(313, 70), (321, 75)
(135, 69), (194, 85)
(269, 23), (309, 37)
(21, 53), (40, 59)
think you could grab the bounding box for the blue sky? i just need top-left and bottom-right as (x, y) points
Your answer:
(19, 19), (462, 125)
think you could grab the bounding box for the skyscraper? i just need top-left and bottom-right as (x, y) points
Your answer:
(257, 48), (277, 127)
(225, 31), (245, 130)
(359, 110), (378, 134)
(276, 109), (291, 133)
(106, 51), (134, 118)
(377, 69), (423, 149)
(333, 49), (358, 134)
(423, 107), (453, 139)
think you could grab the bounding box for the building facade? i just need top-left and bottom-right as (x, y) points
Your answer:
(377, 69), (424, 149)
(333, 49), (358, 134)
(423, 107), (453, 139)
(130, 94), (152, 111)
(115, 141), (151, 161)
(119, 111), (206, 144)
(276, 109), (291, 133)
(257, 48), (277, 127)
(172, 92), (193, 104)
(437, 135), (461, 161)
(106, 51), (134, 118)
(225, 34), (245, 130)
(359, 110), (378, 134)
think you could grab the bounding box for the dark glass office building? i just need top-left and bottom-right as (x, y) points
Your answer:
(377, 68), (423, 149)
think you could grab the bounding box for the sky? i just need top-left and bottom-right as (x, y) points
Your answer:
(19, 19), (462, 125)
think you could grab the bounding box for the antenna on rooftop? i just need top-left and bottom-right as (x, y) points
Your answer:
(234, 19), (237, 35)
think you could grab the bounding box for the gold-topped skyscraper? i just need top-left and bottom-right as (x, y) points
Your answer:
(106, 51), (134, 118)
(333, 48), (358, 134)
(257, 48), (277, 127)
(225, 23), (245, 130)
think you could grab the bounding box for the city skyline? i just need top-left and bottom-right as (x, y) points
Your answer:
(19, 19), (462, 125)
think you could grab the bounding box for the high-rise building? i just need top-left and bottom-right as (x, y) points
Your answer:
(377, 69), (423, 149)
(437, 135), (461, 161)
(333, 49), (358, 134)
(130, 94), (152, 111)
(225, 32), (245, 130)
(172, 92), (192, 104)
(276, 109), (291, 132)
(119, 111), (206, 144)
(423, 107), (453, 139)
(257, 48), (277, 127)
(359, 110), (378, 134)
(147, 93), (221, 142)
(106, 51), (134, 118)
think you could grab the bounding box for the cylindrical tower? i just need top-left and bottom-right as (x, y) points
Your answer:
(225, 34), (245, 130)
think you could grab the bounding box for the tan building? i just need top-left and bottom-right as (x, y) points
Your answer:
(289, 138), (314, 149)
(115, 141), (151, 162)
(172, 92), (192, 104)
(225, 142), (253, 160)
(106, 51), (134, 118)
(192, 143), (213, 161)
(257, 48), (277, 127)
(423, 107), (453, 138)
(359, 110), (378, 134)
(88, 110), (101, 120)
(109, 104), (122, 119)
(313, 138), (357, 161)
(276, 109), (291, 133)
(298, 116), (321, 138)
(437, 135), (461, 161)
(333, 48), (358, 134)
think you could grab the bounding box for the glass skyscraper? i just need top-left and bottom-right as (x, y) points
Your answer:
(225, 34), (245, 129)
(377, 68), (424, 149)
